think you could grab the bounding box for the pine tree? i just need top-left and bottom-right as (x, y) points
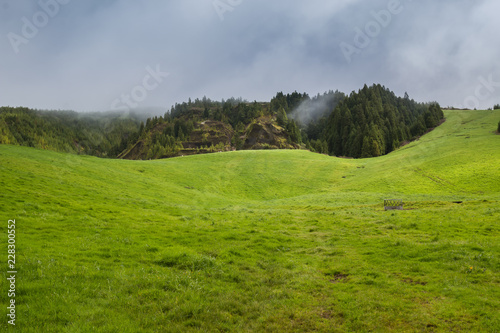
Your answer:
(177, 128), (185, 141)
(286, 120), (301, 144)
(277, 107), (288, 127)
(361, 137), (372, 158)
(139, 122), (144, 136)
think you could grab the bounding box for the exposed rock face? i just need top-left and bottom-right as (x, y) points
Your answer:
(120, 116), (299, 160)
(183, 121), (234, 149)
(180, 121), (235, 156)
(243, 117), (297, 150)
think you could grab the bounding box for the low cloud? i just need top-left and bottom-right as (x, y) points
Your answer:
(289, 93), (343, 125)
(0, 0), (498, 111)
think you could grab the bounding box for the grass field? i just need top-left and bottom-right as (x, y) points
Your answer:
(1, 109), (499, 332)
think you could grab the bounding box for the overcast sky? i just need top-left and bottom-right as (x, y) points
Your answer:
(1, 0), (499, 112)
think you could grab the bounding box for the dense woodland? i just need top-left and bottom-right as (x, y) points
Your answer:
(0, 107), (141, 157)
(321, 85), (444, 157)
(0, 84), (446, 159)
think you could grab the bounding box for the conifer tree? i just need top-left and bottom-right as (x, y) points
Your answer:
(277, 107), (288, 127)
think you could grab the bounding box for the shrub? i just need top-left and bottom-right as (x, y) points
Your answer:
(494, 104), (500, 110)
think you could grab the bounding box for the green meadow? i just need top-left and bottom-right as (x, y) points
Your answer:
(1, 109), (499, 332)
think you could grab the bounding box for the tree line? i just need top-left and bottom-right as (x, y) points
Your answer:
(0, 84), (446, 159)
(320, 84), (444, 158)
(0, 107), (140, 157)
(266, 85), (444, 158)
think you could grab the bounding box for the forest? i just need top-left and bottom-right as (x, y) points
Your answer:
(319, 84), (444, 157)
(0, 107), (141, 157)
(0, 84), (445, 159)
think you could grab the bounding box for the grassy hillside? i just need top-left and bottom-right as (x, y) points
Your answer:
(1, 110), (499, 332)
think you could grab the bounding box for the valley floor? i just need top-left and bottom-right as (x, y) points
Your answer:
(0, 110), (499, 332)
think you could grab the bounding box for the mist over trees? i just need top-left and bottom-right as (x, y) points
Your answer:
(0, 84), (445, 159)
(320, 84), (444, 158)
(267, 85), (444, 158)
(0, 107), (140, 157)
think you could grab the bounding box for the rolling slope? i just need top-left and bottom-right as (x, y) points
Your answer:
(0, 109), (499, 332)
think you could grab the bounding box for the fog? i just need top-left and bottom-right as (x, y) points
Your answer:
(1, 0), (499, 112)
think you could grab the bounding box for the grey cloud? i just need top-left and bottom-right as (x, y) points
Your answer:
(1, 0), (498, 112)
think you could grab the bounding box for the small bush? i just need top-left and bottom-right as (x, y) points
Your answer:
(493, 104), (500, 110)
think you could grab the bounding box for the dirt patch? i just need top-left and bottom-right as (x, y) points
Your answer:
(320, 311), (333, 319)
(402, 278), (427, 286)
(329, 273), (349, 283)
